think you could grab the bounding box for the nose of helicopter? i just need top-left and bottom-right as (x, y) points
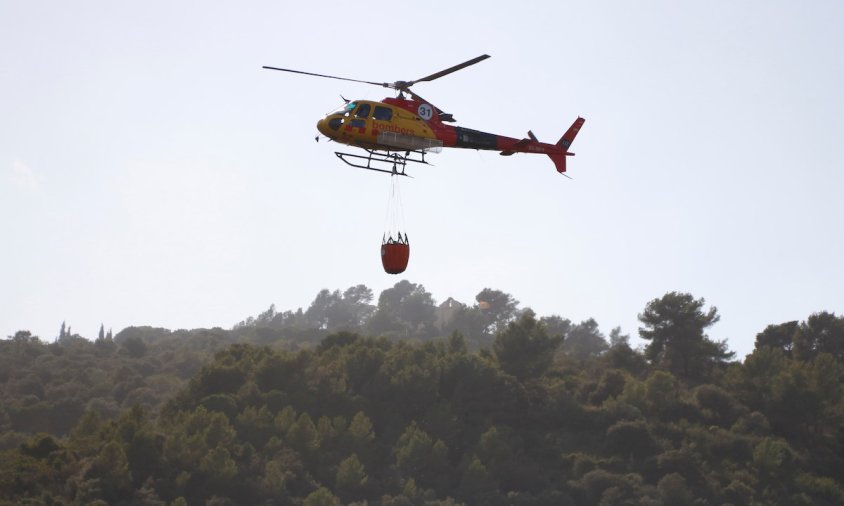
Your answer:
(316, 118), (330, 137)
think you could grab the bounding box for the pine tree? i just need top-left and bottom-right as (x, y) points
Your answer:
(638, 292), (734, 379)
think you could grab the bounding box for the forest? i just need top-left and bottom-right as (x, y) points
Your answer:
(1, 281), (844, 505)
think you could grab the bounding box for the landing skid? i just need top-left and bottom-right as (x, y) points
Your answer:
(335, 149), (431, 176)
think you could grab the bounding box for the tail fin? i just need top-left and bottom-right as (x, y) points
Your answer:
(549, 117), (585, 173)
(557, 117), (585, 150)
(548, 154), (568, 173)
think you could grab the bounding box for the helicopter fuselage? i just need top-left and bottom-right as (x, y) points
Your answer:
(265, 55), (584, 174)
(316, 97), (583, 173)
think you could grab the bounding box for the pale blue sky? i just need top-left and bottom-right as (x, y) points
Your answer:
(2, 1), (842, 357)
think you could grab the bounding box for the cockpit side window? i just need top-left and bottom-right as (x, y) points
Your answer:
(355, 103), (371, 118)
(373, 106), (393, 121)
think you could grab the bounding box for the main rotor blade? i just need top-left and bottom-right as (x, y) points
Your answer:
(406, 54), (490, 86)
(262, 66), (388, 88)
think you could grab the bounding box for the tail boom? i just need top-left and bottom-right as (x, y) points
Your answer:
(439, 116), (585, 173)
(498, 116), (585, 173)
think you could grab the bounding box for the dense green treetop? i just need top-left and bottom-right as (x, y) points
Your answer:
(638, 292), (735, 380)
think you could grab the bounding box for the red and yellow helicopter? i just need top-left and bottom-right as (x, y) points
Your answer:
(263, 54), (584, 176)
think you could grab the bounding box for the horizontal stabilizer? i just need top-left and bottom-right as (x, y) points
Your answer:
(500, 137), (531, 156)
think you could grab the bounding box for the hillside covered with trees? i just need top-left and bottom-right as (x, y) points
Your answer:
(2, 282), (844, 505)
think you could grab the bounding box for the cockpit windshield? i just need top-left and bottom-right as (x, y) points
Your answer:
(329, 102), (357, 116)
(330, 101), (376, 119)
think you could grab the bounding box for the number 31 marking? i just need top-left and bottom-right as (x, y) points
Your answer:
(418, 104), (433, 120)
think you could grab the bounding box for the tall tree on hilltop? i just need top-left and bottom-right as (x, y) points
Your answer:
(475, 288), (519, 335)
(339, 284), (375, 328)
(562, 318), (609, 359)
(609, 326), (630, 347)
(256, 304), (277, 326)
(306, 290), (343, 330)
(755, 320), (799, 356)
(539, 315), (571, 341)
(493, 310), (563, 380)
(368, 281), (436, 337)
(792, 311), (844, 362)
(638, 292), (734, 380)
(603, 326), (647, 375)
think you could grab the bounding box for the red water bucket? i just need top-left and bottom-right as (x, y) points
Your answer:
(381, 242), (410, 274)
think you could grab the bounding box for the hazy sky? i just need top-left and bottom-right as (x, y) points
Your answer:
(2, 1), (842, 358)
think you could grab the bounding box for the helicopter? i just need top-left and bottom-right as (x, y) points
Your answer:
(263, 55), (585, 176)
